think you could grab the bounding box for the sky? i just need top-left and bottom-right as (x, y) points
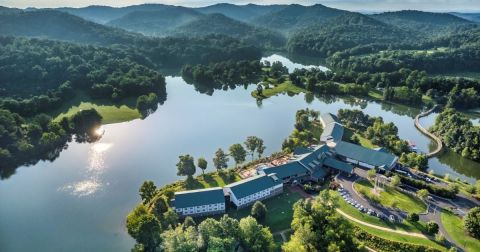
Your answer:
(0, 0), (479, 12)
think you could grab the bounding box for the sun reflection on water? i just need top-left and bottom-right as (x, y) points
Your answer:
(60, 142), (113, 197)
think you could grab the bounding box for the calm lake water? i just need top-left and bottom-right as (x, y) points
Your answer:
(0, 55), (479, 252)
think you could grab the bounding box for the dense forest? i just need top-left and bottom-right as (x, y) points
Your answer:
(432, 109), (480, 161)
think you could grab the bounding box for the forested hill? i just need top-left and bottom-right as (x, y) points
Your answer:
(372, 10), (472, 35)
(0, 10), (263, 67)
(57, 4), (170, 24)
(195, 3), (285, 22)
(107, 7), (202, 36)
(0, 10), (139, 45)
(287, 13), (412, 57)
(252, 4), (350, 34)
(173, 13), (286, 49)
(451, 13), (480, 23)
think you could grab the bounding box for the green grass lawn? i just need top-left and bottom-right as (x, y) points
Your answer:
(354, 223), (447, 251)
(342, 128), (377, 149)
(441, 210), (480, 252)
(333, 191), (427, 233)
(50, 91), (141, 124)
(252, 80), (305, 99)
(228, 191), (303, 232)
(186, 172), (242, 190)
(354, 180), (427, 213)
(54, 101), (141, 124)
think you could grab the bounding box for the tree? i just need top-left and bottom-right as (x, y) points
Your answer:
(390, 175), (401, 187)
(147, 194), (168, 219)
(161, 226), (200, 252)
(126, 205), (161, 252)
(256, 85), (263, 96)
(416, 189), (429, 201)
(464, 207), (480, 239)
(239, 216), (275, 252)
(283, 191), (362, 252)
(251, 201), (267, 221)
(213, 148), (229, 171)
(476, 180), (480, 195)
(426, 221), (439, 234)
(197, 157), (208, 175)
(245, 136), (259, 161)
(139, 181), (157, 204)
(407, 212), (419, 222)
(176, 154), (196, 179)
(244, 136), (266, 160)
(229, 143), (246, 167)
(183, 216), (196, 229)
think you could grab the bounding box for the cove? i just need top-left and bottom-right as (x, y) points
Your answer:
(0, 55), (478, 252)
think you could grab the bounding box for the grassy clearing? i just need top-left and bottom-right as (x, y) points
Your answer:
(354, 180), (427, 213)
(187, 172), (242, 190)
(50, 91), (141, 124)
(333, 191), (426, 233)
(54, 101), (141, 124)
(228, 191), (302, 232)
(343, 128), (377, 149)
(252, 80), (305, 99)
(441, 210), (480, 252)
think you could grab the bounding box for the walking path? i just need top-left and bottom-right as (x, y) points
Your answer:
(414, 105), (443, 158)
(335, 209), (428, 238)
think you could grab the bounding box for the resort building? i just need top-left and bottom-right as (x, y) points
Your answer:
(320, 113), (344, 143)
(224, 174), (283, 208)
(172, 187), (226, 217)
(330, 141), (398, 170)
(260, 144), (354, 183)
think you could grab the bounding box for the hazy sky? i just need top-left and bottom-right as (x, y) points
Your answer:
(1, 0), (479, 12)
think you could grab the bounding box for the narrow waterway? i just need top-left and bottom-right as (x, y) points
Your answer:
(0, 54), (478, 252)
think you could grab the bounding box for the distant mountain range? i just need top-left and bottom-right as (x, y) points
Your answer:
(0, 3), (477, 55)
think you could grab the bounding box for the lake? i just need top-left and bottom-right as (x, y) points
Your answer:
(0, 54), (478, 252)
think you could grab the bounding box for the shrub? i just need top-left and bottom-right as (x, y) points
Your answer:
(354, 226), (442, 252)
(464, 207), (480, 239)
(251, 201), (267, 221)
(426, 221), (439, 234)
(399, 175), (456, 198)
(407, 213), (419, 222)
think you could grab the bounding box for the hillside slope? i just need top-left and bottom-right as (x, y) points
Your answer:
(107, 7), (202, 36)
(252, 4), (349, 34)
(287, 13), (412, 56)
(174, 13), (286, 48)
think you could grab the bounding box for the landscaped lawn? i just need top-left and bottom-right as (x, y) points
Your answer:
(333, 191), (427, 233)
(354, 179), (427, 213)
(228, 191), (303, 232)
(441, 210), (480, 252)
(54, 101), (141, 124)
(187, 172), (241, 190)
(332, 191), (445, 250)
(252, 80), (305, 99)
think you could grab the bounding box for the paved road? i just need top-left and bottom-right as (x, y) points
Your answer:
(337, 171), (406, 221)
(337, 168), (466, 251)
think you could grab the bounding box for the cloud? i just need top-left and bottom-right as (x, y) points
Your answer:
(0, 0), (479, 12)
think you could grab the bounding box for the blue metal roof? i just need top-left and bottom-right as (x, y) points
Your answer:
(225, 174), (282, 199)
(174, 187), (225, 209)
(332, 141), (397, 170)
(263, 162), (308, 180)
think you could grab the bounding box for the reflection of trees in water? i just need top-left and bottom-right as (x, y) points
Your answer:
(1, 124), (105, 180)
(380, 102), (420, 118)
(436, 149), (480, 180)
(184, 76), (259, 96)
